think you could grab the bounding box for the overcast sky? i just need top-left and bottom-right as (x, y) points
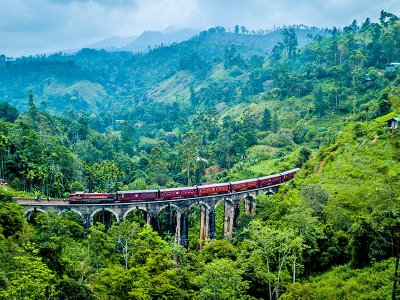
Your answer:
(1, 0), (400, 57)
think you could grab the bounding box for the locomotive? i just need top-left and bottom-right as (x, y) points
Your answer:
(68, 168), (300, 204)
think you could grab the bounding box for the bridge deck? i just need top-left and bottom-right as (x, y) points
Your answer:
(15, 184), (281, 207)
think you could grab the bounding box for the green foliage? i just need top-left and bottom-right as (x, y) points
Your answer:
(2, 12), (400, 300)
(0, 201), (25, 237)
(299, 184), (330, 218)
(281, 28), (299, 57)
(262, 107), (272, 130)
(0, 102), (19, 123)
(202, 239), (237, 262)
(70, 180), (84, 192)
(177, 131), (199, 186)
(239, 218), (310, 299)
(313, 86), (326, 116)
(195, 258), (249, 300)
(83, 160), (124, 192)
(282, 258), (397, 299)
(0, 256), (57, 299)
(55, 276), (94, 300)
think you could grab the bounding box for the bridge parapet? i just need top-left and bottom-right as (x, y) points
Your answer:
(17, 184), (281, 247)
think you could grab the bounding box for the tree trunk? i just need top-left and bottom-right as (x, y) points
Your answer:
(267, 258), (272, 300)
(293, 257), (296, 283)
(392, 242), (399, 300)
(124, 240), (128, 269)
(187, 164), (190, 186)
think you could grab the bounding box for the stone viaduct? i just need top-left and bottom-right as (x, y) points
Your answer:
(16, 185), (280, 248)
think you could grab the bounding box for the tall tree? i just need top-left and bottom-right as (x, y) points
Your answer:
(0, 103), (19, 123)
(272, 112), (279, 133)
(262, 107), (272, 131)
(177, 131), (199, 186)
(313, 86), (326, 116)
(281, 28), (298, 57)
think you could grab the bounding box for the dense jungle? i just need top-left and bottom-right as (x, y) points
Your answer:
(1, 10), (400, 299)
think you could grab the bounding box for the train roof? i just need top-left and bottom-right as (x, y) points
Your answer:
(197, 182), (230, 188)
(280, 168), (300, 175)
(230, 178), (258, 185)
(159, 186), (197, 192)
(72, 192), (114, 195)
(258, 174), (281, 180)
(117, 190), (159, 194)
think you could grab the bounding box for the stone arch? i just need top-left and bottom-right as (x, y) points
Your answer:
(24, 207), (46, 218)
(214, 199), (224, 210)
(215, 197), (233, 209)
(122, 206), (148, 221)
(58, 209), (84, 219)
(157, 203), (180, 215)
(188, 200), (211, 211)
(214, 198), (230, 239)
(156, 203), (180, 239)
(264, 187), (276, 195)
(185, 201), (211, 250)
(240, 193), (253, 201)
(91, 208), (120, 224)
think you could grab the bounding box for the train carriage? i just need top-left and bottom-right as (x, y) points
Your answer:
(280, 168), (300, 182)
(197, 182), (231, 196)
(117, 190), (159, 202)
(231, 178), (259, 191)
(69, 191), (85, 201)
(258, 174), (282, 187)
(159, 187), (197, 199)
(68, 192), (115, 204)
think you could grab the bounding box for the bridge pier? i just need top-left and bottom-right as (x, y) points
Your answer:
(250, 199), (256, 214)
(208, 209), (216, 239)
(223, 200), (234, 238)
(244, 197), (250, 214)
(199, 206), (209, 248)
(83, 214), (91, 229)
(147, 209), (159, 233)
(199, 206), (216, 249)
(244, 196), (256, 215)
(233, 200), (240, 229)
(178, 211), (188, 248)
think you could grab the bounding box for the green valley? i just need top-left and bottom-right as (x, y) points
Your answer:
(1, 9), (400, 299)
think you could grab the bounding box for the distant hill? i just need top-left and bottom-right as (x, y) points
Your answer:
(123, 28), (200, 52)
(86, 36), (138, 50)
(0, 25), (325, 116)
(191, 26), (319, 56)
(85, 27), (200, 52)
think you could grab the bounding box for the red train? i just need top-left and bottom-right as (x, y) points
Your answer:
(68, 191), (115, 204)
(68, 168), (300, 204)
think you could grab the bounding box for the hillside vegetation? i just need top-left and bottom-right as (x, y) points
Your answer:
(0, 10), (400, 299)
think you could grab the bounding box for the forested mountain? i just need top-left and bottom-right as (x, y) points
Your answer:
(1, 10), (400, 299)
(85, 27), (199, 52)
(0, 25), (323, 116)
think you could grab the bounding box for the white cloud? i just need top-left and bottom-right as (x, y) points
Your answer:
(0, 0), (400, 56)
